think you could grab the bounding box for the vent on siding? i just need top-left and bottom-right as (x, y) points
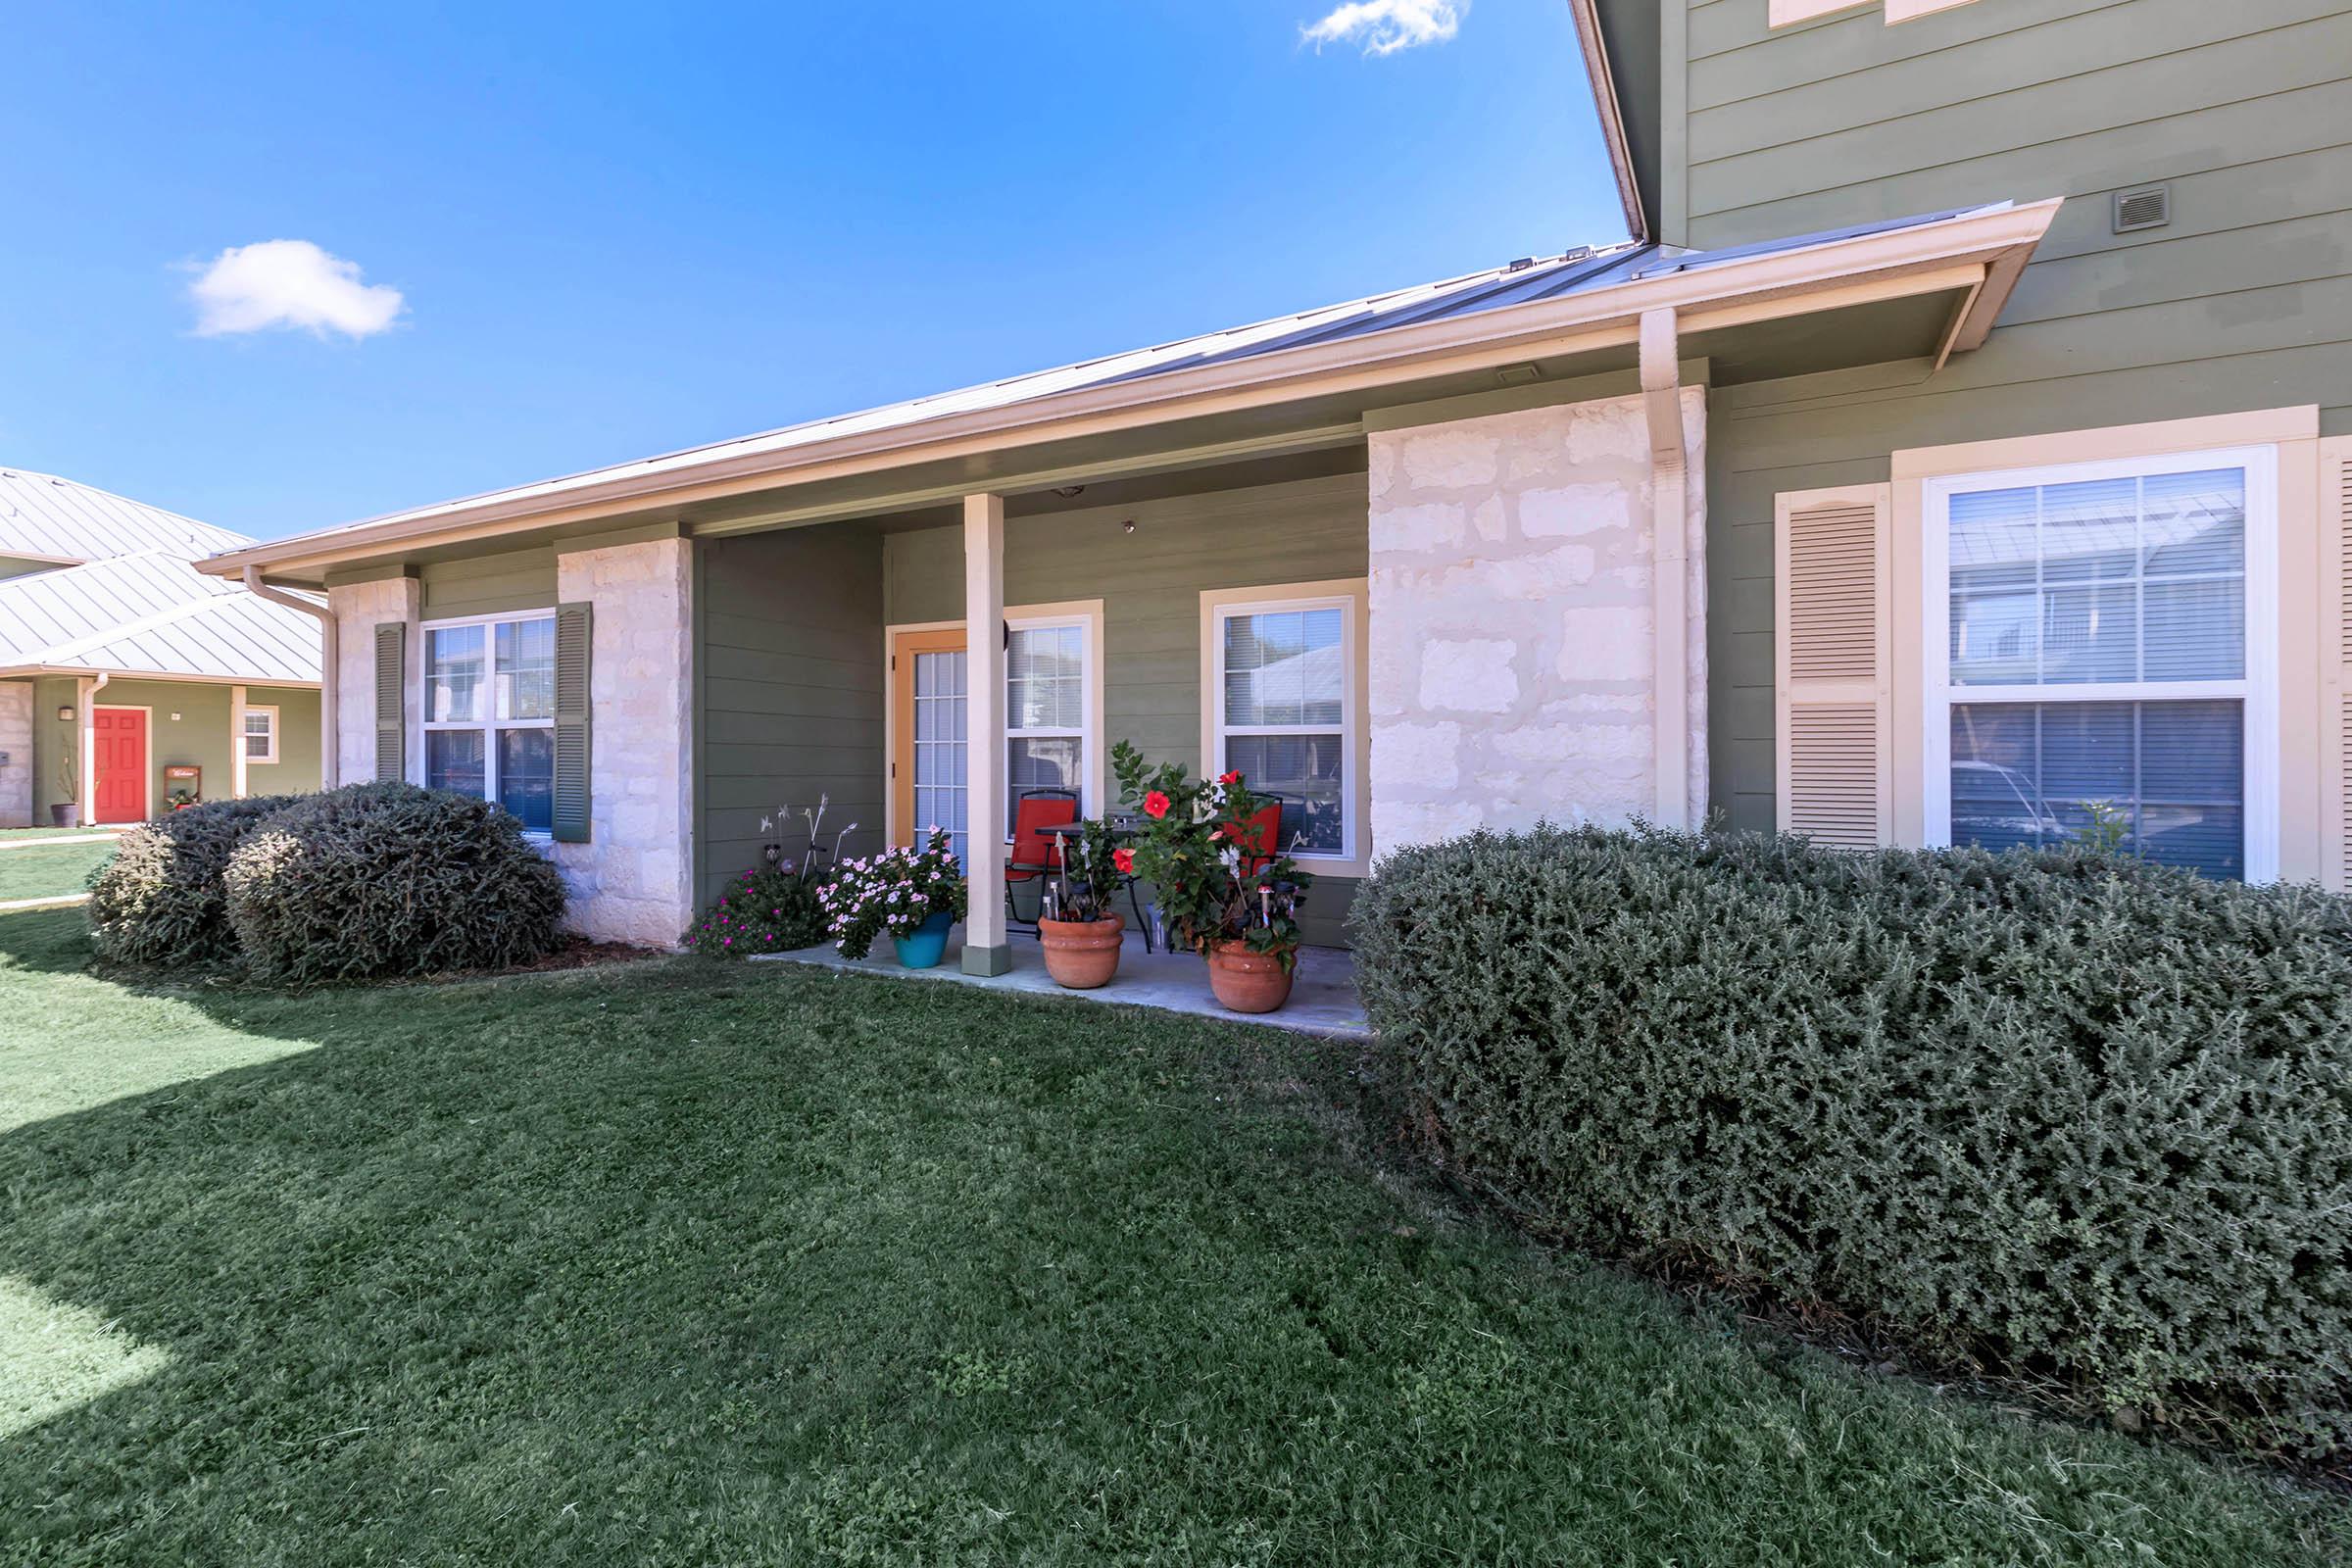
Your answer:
(2113, 183), (2171, 233)
(1787, 706), (1881, 848)
(1786, 504), (1881, 680)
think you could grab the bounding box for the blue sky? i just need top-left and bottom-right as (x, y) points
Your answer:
(1, 2), (1622, 541)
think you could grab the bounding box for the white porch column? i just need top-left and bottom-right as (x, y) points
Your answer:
(961, 492), (1011, 976)
(230, 685), (249, 799)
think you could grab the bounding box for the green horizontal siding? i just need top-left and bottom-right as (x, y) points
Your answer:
(418, 548), (558, 620)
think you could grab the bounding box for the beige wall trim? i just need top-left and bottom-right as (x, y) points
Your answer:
(1199, 578), (1373, 880)
(2321, 436), (2352, 891)
(1892, 407), (2323, 480)
(1768, 0), (1872, 25)
(1884, 0), (1982, 22)
(230, 685), (248, 800)
(203, 202), (2061, 582)
(0, 664), (318, 688)
(1640, 308), (1692, 829)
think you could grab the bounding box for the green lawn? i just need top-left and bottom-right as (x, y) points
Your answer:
(0, 906), (2343, 1565)
(0, 841), (115, 903)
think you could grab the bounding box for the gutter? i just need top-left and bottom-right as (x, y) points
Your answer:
(199, 200), (2060, 580)
(242, 566), (337, 788)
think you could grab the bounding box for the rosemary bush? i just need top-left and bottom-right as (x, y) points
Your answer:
(86, 794), (302, 967)
(1353, 824), (2352, 1459)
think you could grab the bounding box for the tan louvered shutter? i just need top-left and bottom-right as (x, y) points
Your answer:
(1775, 484), (1892, 848)
(373, 621), (406, 783)
(552, 601), (592, 843)
(2322, 437), (2352, 891)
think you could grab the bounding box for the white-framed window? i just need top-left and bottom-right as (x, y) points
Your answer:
(1923, 445), (2278, 881)
(420, 611), (558, 835)
(1204, 583), (1364, 868)
(241, 705), (279, 764)
(1004, 613), (1095, 836)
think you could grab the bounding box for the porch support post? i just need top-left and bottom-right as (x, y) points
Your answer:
(960, 492), (1012, 976)
(1640, 307), (1691, 830)
(230, 684), (249, 799)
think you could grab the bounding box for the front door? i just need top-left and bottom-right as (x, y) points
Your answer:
(92, 707), (147, 823)
(890, 627), (967, 860)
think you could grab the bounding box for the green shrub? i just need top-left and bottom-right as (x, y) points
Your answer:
(223, 782), (566, 983)
(1352, 825), (2352, 1457)
(684, 863), (829, 955)
(86, 795), (302, 967)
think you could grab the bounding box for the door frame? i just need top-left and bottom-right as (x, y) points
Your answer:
(886, 622), (967, 849)
(91, 704), (154, 824)
(884, 601), (1106, 849)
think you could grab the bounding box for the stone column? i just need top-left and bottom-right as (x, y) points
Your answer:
(0, 679), (32, 827)
(1366, 390), (1709, 857)
(325, 574), (419, 786)
(552, 535), (696, 948)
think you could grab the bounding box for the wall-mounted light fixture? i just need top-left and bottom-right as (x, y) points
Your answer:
(56, 706), (74, 722)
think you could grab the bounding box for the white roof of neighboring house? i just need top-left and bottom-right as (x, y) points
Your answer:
(0, 541), (323, 687)
(0, 467), (249, 564)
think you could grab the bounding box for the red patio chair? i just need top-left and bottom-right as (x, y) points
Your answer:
(1220, 793), (1289, 876)
(1004, 789), (1078, 927)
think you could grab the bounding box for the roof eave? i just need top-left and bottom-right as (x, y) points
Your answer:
(203, 198), (2060, 580)
(1565, 0), (1648, 243)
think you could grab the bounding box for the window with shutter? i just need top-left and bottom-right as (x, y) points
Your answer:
(1776, 485), (1892, 848)
(553, 602), (592, 843)
(373, 621), (406, 783)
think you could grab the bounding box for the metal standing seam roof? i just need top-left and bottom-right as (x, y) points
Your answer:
(0, 467), (248, 563)
(0, 550), (322, 684)
(219, 205), (2003, 557)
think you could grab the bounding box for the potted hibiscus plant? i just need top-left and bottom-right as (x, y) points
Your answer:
(818, 826), (969, 968)
(1110, 740), (1313, 1013)
(1035, 815), (1128, 989)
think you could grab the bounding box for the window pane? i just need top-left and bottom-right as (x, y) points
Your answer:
(1946, 466), (2244, 688)
(426, 728), (486, 799)
(241, 710), (272, 759)
(1950, 700), (2242, 878)
(1224, 608), (1343, 727)
(1224, 734), (1343, 855)
(426, 626), (486, 721)
(1006, 624), (1083, 731)
(499, 727), (555, 834)
(498, 617), (556, 721)
(1006, 737), (1082, 835)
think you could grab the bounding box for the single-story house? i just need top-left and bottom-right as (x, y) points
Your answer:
(197, 0), (2351, 961)
(0, 468), (323, 827)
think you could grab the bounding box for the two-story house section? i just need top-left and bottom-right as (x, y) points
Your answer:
(1573, 0), (2352, 884)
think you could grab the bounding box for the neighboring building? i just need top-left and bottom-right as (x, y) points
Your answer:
(0, 469), (323, 827)
(201, 0), (2350, 955)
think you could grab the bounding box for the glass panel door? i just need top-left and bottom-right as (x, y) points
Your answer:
(909, 646), (968, 863)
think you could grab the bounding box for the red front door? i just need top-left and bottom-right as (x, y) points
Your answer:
(92, 708), (147, 823)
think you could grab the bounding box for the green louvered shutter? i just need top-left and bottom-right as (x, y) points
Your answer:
(553, 601), (592, 843)
(373, 621), (406, 782)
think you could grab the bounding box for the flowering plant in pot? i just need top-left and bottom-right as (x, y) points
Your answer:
(1110, 740), (1314, 1013)
(818, 827), (968, 967)
(1035, 816), (1128, 989)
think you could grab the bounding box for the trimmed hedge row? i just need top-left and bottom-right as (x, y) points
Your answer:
(89, 782), (565, 982)
(1351, 826), (2352, 1457)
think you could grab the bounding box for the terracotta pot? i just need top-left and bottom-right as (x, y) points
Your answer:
(1038, 914), (1125, 989)
(1206, 940), (1296, 1014)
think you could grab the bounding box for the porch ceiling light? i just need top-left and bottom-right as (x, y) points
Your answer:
(1052, 484), (1086, 499)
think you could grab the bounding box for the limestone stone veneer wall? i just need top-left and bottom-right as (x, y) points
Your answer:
(326, 574), (419, 787)
(551, 537), (695, 947)
(1367, 390), (1708, 856)
(0, 679), (32, 827)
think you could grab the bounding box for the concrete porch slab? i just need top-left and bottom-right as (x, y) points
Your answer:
(752, 930), (1370, 1040)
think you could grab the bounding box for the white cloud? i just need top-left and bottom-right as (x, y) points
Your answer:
(187, 239), (405, 339)
(1300, 0), (1466, 56)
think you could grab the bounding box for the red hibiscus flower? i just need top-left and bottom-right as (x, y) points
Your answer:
(1112, 847), (1135, 874)
(1218, 769), (1242, 786)
(1143, 790), (1171, 819)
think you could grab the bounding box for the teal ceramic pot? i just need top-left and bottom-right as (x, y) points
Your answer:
(893, 909), (955, 969)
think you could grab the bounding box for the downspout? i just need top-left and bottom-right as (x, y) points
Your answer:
(1640, 307), (1690, 830)
(243, 566), (337, 789)
(78, 671), (109, 823)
